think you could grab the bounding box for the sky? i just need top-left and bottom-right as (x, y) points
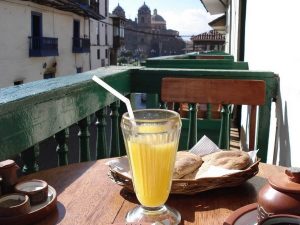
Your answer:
(109, 0), (221, 40)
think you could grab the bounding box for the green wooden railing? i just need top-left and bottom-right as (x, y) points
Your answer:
(0, 57), (279, 173)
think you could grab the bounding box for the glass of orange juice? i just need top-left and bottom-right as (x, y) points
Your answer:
(121, 109), (182, 224)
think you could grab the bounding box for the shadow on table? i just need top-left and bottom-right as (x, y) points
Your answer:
(119, 176), (267, 225)
(34, 202), (66, 225)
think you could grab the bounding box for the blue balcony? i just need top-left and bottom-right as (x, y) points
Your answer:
(29, 36), (59, 57)
(72, 37), (90, 53)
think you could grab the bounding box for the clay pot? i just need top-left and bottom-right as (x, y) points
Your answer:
(15, 180), (48, 205)
(257, 167), (300, 222)
(0, 193), (30, 217)
(0, 160), (20, 194)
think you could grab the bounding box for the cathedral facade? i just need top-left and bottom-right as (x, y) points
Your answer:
(112, 2), (185, 59)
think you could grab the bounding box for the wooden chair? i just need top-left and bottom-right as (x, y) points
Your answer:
(161, 78), (266, 150)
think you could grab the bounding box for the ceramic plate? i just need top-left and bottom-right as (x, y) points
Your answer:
(223, 203), (258, 225)
(0, 185), (57, 225)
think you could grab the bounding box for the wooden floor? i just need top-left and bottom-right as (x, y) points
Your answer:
(230, 127), (241, 150)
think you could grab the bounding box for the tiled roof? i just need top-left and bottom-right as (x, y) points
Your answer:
(191, 30), (225, 41)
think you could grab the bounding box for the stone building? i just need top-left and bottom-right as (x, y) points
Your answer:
(112, 2), (185, 59)
(191, 30), (225, 52)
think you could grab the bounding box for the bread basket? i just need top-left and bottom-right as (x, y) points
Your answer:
(108, 156), (260, 195)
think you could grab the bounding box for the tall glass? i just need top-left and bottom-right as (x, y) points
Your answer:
(121, 109), (182, 224)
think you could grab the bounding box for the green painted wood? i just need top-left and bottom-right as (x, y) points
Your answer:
(0, 67), (132, 161)
(131, 68), (278, 162)
(21, 145), (39, 174)
(118, 99), (127, 156)
(207, 103), (212, 119)
(95, 108), (108, 159)
(143, 59), (248, 70)
(146, 94), (160, 108)
(218, 104), (231, 149)
(110, 101), (120, 157)
(78, 117), (91, 162)
(187, 103), (198, 149)
(0, 66), (278, 164)
(54, 128), (69, 166)
(179, 119), (221, 150)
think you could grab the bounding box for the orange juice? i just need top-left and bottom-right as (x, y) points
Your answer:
(127, 134), (177, 207)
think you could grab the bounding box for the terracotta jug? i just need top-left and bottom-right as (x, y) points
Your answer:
(257, 167), (300, 222)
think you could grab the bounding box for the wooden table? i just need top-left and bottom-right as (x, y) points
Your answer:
(19, 160), (285, 225)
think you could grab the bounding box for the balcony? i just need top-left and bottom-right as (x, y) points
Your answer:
(28, 36), (58, 57)
(0, 53), (278, 174)
(72, 37), (90, 53)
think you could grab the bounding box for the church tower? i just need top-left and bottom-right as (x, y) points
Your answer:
(138, 2), (151, 28)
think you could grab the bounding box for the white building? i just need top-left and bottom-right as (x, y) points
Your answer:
(201, 0), (300, 166)
(0, 0), (114, 88)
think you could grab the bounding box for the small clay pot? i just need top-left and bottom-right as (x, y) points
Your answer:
(15, 180), (48, 205)
(0, 160), (20, 194)
(257, 167), (300, 222)
(0, 193), (30, 217)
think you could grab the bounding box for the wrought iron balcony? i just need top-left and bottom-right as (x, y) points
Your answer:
(28, 36), (59, 57)
(72, 37), (90, 53)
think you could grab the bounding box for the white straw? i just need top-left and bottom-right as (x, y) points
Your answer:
(92, 75), (135, 120)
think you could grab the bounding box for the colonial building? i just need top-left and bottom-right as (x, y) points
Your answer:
(0, 0), (120, 88)
(112, 2), (185, 58)
(191, 30), (225, 52)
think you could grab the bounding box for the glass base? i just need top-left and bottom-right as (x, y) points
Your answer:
(125, 205), (181, 225)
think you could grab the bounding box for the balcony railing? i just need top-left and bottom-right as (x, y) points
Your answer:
(28, 36), (58, 57)
(0, 53), (279, 174)
(72, 37), (90, 53)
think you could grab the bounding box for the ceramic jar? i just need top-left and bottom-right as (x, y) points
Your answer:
(257, 167), (300, 222)
(0, 160), (20, 194)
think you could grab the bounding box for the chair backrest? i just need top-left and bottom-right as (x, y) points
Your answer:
(161, 78), (266, 150)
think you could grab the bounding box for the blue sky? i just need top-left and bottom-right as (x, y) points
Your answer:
(109, 0), (220, 40)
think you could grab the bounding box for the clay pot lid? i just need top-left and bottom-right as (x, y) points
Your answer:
(269, 167), (300, 193)
(0, 160), (16, 169)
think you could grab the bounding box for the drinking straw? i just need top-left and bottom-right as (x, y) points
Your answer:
(92, 75), (135, 120)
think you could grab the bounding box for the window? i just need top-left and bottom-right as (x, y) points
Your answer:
(97, 49), (100, 59)
(105, 49), (108, 59)
(101, 59), (105, 67)
(76, 67), (82, 73)
(14, 80), (23, 86)
(105, 0), (108, 17)
(97, 23), (100, 45)
(141, 17), (144, 23)
(43, 73), (55, 79)
(105, 24), (108, 45)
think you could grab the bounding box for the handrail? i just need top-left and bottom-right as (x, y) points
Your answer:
(0, 66), (278, 172)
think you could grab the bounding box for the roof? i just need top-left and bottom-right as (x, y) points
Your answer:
(20, 0), (105, 20)
(191, 30), (225, 41)
(138, 2), (151, 14)
(209, 14), (226, 26)
(112, 3), (125, 18)
(151, 9), (165, 23)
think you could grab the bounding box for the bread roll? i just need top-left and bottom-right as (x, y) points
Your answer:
(182, 150), (251, 179)
(173, 151), (203, 179)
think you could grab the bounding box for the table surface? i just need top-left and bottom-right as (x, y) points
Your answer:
(19, 159), (284, 225)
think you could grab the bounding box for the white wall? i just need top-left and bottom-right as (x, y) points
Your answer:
(0, 0), (89, 88)
(243, 0), (300, 166)
(90, 0), (112, 69)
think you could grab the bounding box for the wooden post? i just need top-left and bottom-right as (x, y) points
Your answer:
(219, 104), (231, 149)
(21, 145), (39, 174)
(187, 103), (197, 149)
(78, 117), (91, 162)
(110, 101), (120, 157)
(95, 108), (108, 159)
(54, 128), (69, 166)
